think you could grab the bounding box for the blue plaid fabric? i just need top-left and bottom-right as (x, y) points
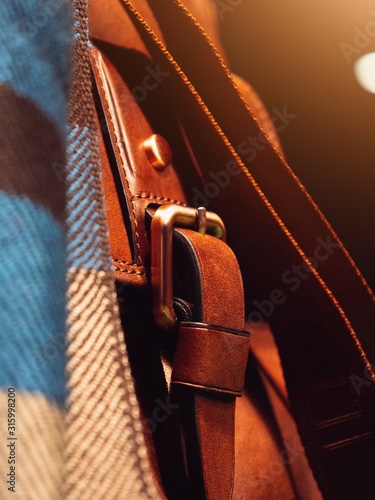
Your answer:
(0, 1), (71, 495)
(0, 1), (157, 497)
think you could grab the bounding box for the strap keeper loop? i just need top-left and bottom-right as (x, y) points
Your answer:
(171, 322), (250, 396)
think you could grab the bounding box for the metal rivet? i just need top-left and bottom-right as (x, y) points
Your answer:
(143, 134), (172, 170)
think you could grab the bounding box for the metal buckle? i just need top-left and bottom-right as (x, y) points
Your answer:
(151, 204), (226, 329)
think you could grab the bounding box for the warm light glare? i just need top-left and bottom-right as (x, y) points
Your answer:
(354, 52), (375, 94)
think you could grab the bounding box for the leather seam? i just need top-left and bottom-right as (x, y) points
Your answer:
(114, 267), (146, 276)
(113, 259), (146, 276)
(113, 259), (144, 267)
(92, 51), (143, 266)
(171, 380), (240, 396)
(180, 326), (249, 338)
(131, 193), (186, 205)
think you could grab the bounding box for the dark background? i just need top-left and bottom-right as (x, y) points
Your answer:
(220, 0), (375, 289)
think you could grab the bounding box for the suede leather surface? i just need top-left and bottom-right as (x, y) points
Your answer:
(89, 1), (324, 497)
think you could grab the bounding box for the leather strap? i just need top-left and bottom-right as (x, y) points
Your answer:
(122, 0), (375, 362)
(170, 228), (250, 499)
(116, 2), (375, 497)
(172, 323), (249, 396)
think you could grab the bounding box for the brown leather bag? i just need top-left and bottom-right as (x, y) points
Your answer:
(88, 1), (375, 498)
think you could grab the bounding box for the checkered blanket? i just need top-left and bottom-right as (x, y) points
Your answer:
(0, 1), (156, 498)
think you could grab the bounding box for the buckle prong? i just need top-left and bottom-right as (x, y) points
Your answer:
(197, 207), (207, 235)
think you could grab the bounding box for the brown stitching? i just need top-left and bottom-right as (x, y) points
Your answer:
(180, 5), (375, 301)
(92, 53), (143, 266)
(145, 0), (374, 302)
(113, 259), (146, 275)
(120, 0), (375, 381)
(114, 266), (146, 276)
(112, 259), (144, 267)
(131, 193), (186, 205)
